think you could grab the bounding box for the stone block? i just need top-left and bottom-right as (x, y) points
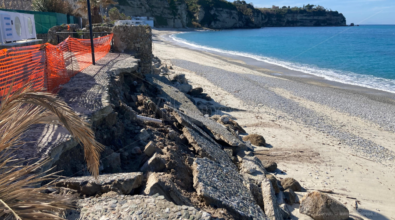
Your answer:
(56, 172), (143, 196)
(261, 178), (284, 220)
(144, 141), (157, 156)
(140, 153), (166, 172)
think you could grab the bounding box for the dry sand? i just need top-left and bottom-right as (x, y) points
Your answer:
(152, 29), (395, 220)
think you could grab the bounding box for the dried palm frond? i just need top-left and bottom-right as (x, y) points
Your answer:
(0, 85), (104, 219)
(0, 85), (104, 176)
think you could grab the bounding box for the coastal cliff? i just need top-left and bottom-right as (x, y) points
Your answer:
(1, 0), (346, 29)
(260, 8), (346, 27)
(116, 0), (346, 28)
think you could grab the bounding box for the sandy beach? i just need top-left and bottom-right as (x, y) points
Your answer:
(152, 29), (395, 220)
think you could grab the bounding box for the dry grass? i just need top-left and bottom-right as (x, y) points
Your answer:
(0, 85), (104, 219)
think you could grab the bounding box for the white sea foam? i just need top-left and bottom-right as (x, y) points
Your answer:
(170, 33), (395, 94)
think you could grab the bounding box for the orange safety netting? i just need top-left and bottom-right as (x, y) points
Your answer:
(0, 34), (113, 97)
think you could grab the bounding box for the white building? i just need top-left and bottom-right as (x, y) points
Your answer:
(115, 17), (154, 28)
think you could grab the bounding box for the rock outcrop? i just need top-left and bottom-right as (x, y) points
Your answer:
(111, 0), (345, 29)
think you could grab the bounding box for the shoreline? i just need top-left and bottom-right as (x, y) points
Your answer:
(162, 28), (395, 103)
(152, 28), (395, 219)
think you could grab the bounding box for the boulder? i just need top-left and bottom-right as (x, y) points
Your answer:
(243, 134), (266, 146)
(281, 178), (302, 192)
(144, 173), (192, 206)
(56, 172), (143, 196)
(140, 153), (166, 172)
(176, 83), (193, 93)
(138, 129), (150, 142)
(299, 191), (349, 220)
(219, 115), (231, 124)
(264, 161), (278, 172)
(192, 158), (266, 219)
(229, 119), (247, 134)
(169, 73), (188, 84)
(261, 178), (284, 220)
(189, 87), (203, 96)
(143, 141), (157, 156)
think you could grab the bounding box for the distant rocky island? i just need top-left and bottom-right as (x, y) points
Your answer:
(115, 0), (346, 28)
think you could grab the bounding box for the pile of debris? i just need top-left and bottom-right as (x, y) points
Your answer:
(53, 57), (350, 220)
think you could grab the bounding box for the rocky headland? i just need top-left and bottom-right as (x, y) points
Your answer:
(111, 0), (346, 29)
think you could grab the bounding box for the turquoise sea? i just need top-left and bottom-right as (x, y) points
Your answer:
(172, 25), (395, 93)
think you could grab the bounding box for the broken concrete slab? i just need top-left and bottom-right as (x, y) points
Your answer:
(178, 109), (249, 151)
(192, 158), (266, 220)
(145, 74), (201, 114)
(56, 172), (143, 196)
(183, 127), (236, 169)
(69, 194), (211, 220)
(245, 181), (265, 212)
(261, 178), (284, 220)
(143, 141), (156, 157)
(171, 109), (218, 147)
(140, 153), (166, 172)
(144, 173), (192, 206)
(240, 156), (268, 176)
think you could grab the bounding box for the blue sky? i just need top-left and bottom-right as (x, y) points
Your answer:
(246, 0), (395, 24)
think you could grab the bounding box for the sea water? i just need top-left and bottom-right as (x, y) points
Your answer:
(172, 25), (395, 93)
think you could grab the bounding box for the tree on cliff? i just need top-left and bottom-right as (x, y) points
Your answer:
(0, 0), (32, 10)
(76, 0), (117, 23)
(108, 7), (130, 21)
(32, 0), (73, 14)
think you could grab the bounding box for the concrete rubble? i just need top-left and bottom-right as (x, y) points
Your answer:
(23, 46), (349, 219)
(192, 158), (267, 220)
(69, 194), (211, 220)
(56, 173), (143, 196)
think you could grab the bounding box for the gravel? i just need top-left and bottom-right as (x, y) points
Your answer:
(172, 59), (395, 162)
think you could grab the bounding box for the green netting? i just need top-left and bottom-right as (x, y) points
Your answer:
(0, 9), (80, 34)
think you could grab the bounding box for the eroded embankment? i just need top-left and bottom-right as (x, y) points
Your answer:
(32, 54), (350, 220)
